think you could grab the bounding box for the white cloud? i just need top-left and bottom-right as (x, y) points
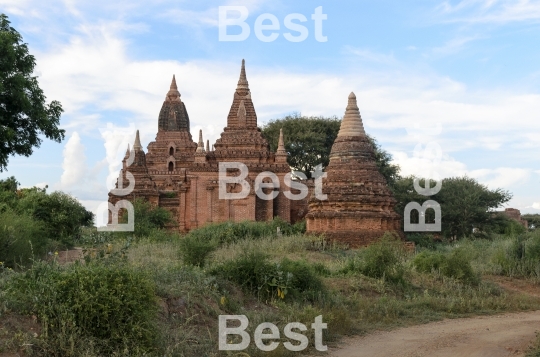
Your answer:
(533, 202), (540, 209)
(60, 132), (87, 187)
(344, 46), (398, 65)
(469, 167), (531, 189)
(437, 0), (540, 23)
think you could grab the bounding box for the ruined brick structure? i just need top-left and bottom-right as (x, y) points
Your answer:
(305, 92), (403, 247)
(109, 61), (404, 243)
(501, 208), (529, 229)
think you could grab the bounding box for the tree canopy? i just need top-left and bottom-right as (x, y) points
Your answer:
(393, 176), (512, 239)
(260, 114), (400, 187)
(0, 14), (64, 171)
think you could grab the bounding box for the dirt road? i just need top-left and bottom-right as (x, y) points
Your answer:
(328, 310), (540, 357)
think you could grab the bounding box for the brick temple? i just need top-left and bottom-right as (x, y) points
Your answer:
(305, 92), (403, 246)
(108, 60), (404, 245)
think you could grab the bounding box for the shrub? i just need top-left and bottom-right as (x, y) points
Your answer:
(0, 209), (50, 268)
(185, 218), (300, 247)
(179, 235), (218, 267)
(491, 233), (540, 279)
(121, 198), (172, 238)
(5, 261), (160, 356)
(212, 252), (324, 302)
(413, 248), (479, 284)
(413, 251), (446, 273)
(343, 234), (408, 284)
(406, 233), (438, 250)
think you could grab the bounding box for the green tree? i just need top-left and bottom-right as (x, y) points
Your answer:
(260, 114), (400, 187)
(121, 198), (172, 237)
(523, 214), (540, 229)
(16, 188), (94, 246)
(393, 176), (512, 239)
(0, 14), (64, 171)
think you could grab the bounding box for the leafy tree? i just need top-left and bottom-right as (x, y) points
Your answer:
(523, 214), (540, 229)
(260, 114), (400, 187)
(121, 198), (172, 237)
(0, 14), (64, 171)
(393, 176), (512, 239)
(16, 188), (94, 245)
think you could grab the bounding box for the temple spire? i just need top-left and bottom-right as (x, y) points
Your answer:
(206, 139), (210, 152)
(133, 130), (142, 151)
(165, 75), (181, 102)
(236, 59), (249, 91)
(196, 129), (205, 152)
(337, 92), (366, 137)
(125, 143), (130, 156)
(277, 128), (286, 154)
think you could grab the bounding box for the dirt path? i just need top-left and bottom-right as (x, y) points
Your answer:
(327, 279), (540, 357)
(328, 310), (540, 357)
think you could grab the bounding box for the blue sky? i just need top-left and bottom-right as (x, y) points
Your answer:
(1, 0), (539, 215)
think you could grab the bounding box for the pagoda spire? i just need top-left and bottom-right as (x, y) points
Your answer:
(236, 59), (249, 91)
(206, 139), (210, 152)
(165, 75), (181, 102)
(277, 128), (286, 154)
(337, 92), (366, 137)
(196, 129), (205, 152)
(133, 130), (143, 151)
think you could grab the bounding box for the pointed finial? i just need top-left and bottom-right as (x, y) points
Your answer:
(277, 128), (286, 153)
(337, 92), (366, 137)
(196, 129), (205, 152)
(166, 75), (181, 102)
(206, 139), (210, 152)
(125, 143), (130, 156)
(237, 59), (249, 91)
(133, 130), (143, 151)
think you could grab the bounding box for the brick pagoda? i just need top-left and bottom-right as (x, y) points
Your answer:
(305, 92), (403, 247)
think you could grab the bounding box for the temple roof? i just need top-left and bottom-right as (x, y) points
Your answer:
(337, 92), (366, 137)
(158, 75), (190, 132)
(225, 59), (258, 129)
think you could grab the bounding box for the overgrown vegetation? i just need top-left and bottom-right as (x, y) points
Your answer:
(0, 177), (93, 267)
(3, 219), (540, 356)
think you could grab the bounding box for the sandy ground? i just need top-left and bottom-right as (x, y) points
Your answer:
(326, 277), (540, 357)
(327, 310), (540, 357)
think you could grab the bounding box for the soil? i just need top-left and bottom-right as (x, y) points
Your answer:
(326, 278), (540, 357)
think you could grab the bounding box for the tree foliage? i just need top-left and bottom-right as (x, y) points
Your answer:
(260, 114), (400, 187)
(0, 14), (64, 171)
(393, 176), (512, 239)
(0, 177), (94, 266)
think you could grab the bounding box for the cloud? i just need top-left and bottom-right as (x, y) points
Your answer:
(468, 167), (531, 189)
(344, 46), (398, 65)
(533, 202), (540, 209)
(431, 35), (484, 56)
(60, 132), (87, 187)
(436, 0), (540, 24)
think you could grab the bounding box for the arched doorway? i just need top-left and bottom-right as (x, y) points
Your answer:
(168, 162), (174, 172)
(169, 147), (174, 156)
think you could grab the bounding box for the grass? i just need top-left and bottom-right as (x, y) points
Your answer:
(1, 223), (540, 356)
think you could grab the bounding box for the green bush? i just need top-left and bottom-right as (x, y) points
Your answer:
(0, 209), (50, 268)
(179, 235), (218, 267)
(343, 234), (408, 284)
(491, 233), (540, 279)
(413, 248), (479, 284)
(212, 251), (324, 302)
(123, 198), (172, 238)
(406, 233), (438, 250)
(413, 251), (446, 273)
(5, 261), (160, 356)
(185, 218), (302, 247)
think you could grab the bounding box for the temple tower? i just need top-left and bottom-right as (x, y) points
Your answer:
(306, 92), (403, 247)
